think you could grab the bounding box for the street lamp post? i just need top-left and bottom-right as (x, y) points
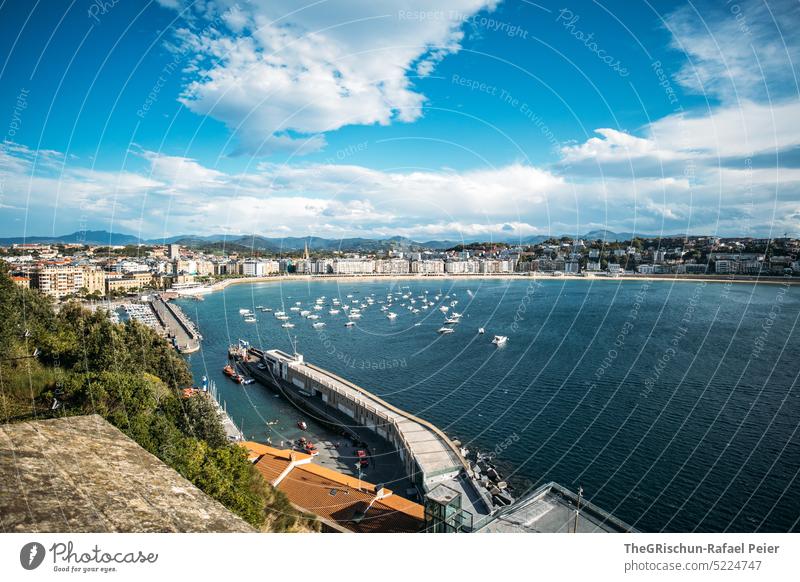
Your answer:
(574, 485), (584, 533)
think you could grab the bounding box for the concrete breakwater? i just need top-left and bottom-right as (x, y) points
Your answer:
(151, 296), (201, 353)
(235, 345), (496, 526)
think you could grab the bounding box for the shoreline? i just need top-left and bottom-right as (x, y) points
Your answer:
(187, 272), (798, 296)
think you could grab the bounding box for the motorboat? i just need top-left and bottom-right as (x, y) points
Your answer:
(492, 335), (508, 346)
(345, 321), (356, 327)
(244, 316), (257, 323)
(297, 420), (307, 430)
(478, 327), (485, 334)
(281, 322), (295, 328)
(312, 322), (326, 328)
(386, 312), (397, 320)
(328, 309), (340, 315)
(437, 327), (454, 334)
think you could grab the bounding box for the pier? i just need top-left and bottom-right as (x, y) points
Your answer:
(240, 346), (493, 524)
(151, 296), (201, 353)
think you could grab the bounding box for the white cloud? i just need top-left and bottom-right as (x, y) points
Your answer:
(563, 100), (800, 169)
(158, 0), (498, 154)
(3, 140), (797, 239)
(664, 0), (800, 102)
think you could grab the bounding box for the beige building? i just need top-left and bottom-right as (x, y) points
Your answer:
(30, 265), (85, 298)
(82, 267), (107, 295)
(105, 272), (153, 294)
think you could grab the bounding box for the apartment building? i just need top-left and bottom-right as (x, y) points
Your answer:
(30, 265), (86, 299)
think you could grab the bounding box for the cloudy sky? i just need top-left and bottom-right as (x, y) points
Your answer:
(0, 0), (798, 241)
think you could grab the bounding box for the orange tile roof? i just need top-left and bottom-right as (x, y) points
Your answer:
(239, 441), (424, 533)
(254, 454), (292, 485)
(282, 464), (423, 533)
(240, 442), (312, 464)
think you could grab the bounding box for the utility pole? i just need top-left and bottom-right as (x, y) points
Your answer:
(574, 485), (583, 533)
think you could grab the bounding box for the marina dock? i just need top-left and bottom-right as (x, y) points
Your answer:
(239, 346), (493, 525)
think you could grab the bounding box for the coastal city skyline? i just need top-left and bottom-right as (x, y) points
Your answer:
(1, 0), (799, 240)
(2, 1), (800, 576)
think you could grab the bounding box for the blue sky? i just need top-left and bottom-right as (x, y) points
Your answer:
(0, 0), (798, 240)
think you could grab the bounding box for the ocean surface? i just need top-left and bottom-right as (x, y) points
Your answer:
(175, 277), (800, 532)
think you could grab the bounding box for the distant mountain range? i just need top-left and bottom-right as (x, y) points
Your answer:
(0, 229), (690, 251)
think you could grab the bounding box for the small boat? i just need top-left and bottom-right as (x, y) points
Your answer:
(345, 321), (355, 327)
(289, 306), (300, 311)
(437, 327), (455, 334)
(478, 327), (485, 334)
(274, 311), (286, 317)
(312, 322), (326, 328)
(281, 322), (295, 328)
(492, 335), (508, 346)
(300, 310), (311, 316)
(349, 313), (362, 319)
(328, 309), (340, 315)
(244, 316), (257, 323)
(238, 308), (251, 314)
(260, 307), (273, 312)
(307, 314), (320, 320)
(443, 318), (460, 324)
(297, 420), (307, 430)
(439, 306), (449, 312)
(223, 364), (235, 376)
(276, 315), (289, 321)
(386, 312), (397, 320)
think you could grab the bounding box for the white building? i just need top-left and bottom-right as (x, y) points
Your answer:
(375, 258), (410, 274)
(412, 259), (445, 274)
(332, 258), (375, 275)
(243, 260), (280, 277)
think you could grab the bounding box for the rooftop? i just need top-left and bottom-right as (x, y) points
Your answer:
(476, 482), (637, 533)
(243, 442), (424, 533)
(0, 415), (254, 532)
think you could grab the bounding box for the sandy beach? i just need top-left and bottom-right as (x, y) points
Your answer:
(198, 272), (798, 295)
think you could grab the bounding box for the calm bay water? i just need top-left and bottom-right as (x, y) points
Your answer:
(176, 277), (800, 532)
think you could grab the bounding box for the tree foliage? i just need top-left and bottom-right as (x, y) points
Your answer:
(0, 264), (313, 531)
